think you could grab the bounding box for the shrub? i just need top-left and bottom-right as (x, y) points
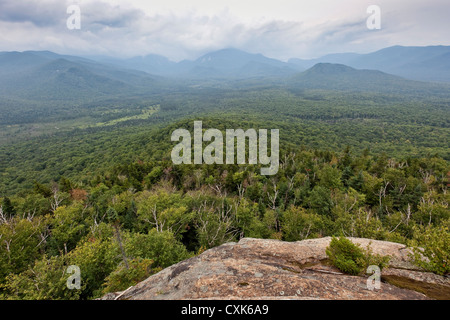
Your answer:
(326, 236), (390, 275)
(326, 237), (366, 275)
(0, 255), (82, 300)
(102, 258), (161, 294)
(410, 222), (450, 276)
(124, 229), (191, 268)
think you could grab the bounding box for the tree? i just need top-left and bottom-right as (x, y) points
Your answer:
(413, 191), (449, 226)
(66, 237), (120, 299)
(341, 166), (353, 187)
(410, 222), (450, 276)
(106, 207), (129, 270)
(307, 186), (333, 216)
(1, 255), (81, 300)
(48, 204), (88, 254)
(124, 229), (190, 268)
(0, 216), (47, 286)
(235, 198), (266, 238)
(102, 258), (158, 294)
(281, 206), (322, 241)
(318, 165), (343, 190)
(1, 197), (16, 217)
(33, 182), (52, 198)
(195, 201), (238, 248)
(136, 189), (192, 237)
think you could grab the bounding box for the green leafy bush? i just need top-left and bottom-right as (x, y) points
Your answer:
(0, 255), (81, 300)
(102, 258), (160, 294)
(410, 222), (450, 276)
(326, 237), (366, 275)
(124, 229), (191, 268)
(326, 236), (390, 275)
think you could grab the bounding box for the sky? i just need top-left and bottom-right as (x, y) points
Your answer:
(0, 0), (449, 61)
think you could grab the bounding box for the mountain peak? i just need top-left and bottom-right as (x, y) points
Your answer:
(288, 45), (450, 82)
(196, 48), (257, 63)
(289, 62), (406, 93)
(306, 63), (356, 74)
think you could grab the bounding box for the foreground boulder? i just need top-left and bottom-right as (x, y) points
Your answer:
(101, 237), (450, 300)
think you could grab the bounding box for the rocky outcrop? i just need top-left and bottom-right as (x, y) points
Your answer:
(101, 237), (450, 300)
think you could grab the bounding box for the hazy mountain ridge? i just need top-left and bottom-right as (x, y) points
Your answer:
(0, 51), (162, 102)
(91, 48), (302, 78)
(290, 63), (408, 92)
(85, 45), (450, 82)
(2, 45), (449, 86)
(289, 45), (450, 82)
(1, 46), (449, 111)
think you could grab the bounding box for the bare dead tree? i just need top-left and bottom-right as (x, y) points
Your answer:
(345, 196), (358, 214)
(141, 205), (164, 233)
(0, 205), (7, 225)
(405, 203), (412, 226)
(280, 153), (290, 170)
(209, 182), (225, 197)
(22, 208), (36, 222)
(37, 227), (50, 250)
(387, 159), (396, 168)
(388, 202), (412, 234)
(113, 223), (129, 270)
(237, 183), (246, 203)
(152, 204), (164, 232)
(397, 161), (407, 169)
(4, 239), (12, 253)
(142, 203), (190, 236)
(398, 184), (407, 196)
(232, 198), (246, 240)
(267, 180), (278, 210)
(419, 168), (433, 185)
(289, 152), (296, 167)
(195, 200), (238, 248)
(283, 175), (295, 208)
(51, 186), (66, 213)
(389, 219), (403, 234)
(419, 195), (440, 226)
(364, 208), (373, 223)
(301, 223), (312, 240)
(378, 181), (390, 213)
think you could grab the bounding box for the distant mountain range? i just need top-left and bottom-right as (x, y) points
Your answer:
(93, 48), (302, 79)
(287, 63), (450, 97)
(85, 45), (450, 82)
(288, 45), (450, 83)
(0, 45), (449, 106)
(0, 50), (161, 102)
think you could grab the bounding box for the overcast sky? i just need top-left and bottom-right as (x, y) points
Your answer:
(0, 0), (449, 61)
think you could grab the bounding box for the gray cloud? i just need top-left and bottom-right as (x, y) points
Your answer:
(81, 1), (144, 30)
(0, 0), (66, 27)
(0, 0), (449, 61)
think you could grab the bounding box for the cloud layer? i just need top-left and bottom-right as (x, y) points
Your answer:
(0, 0), (449, 60)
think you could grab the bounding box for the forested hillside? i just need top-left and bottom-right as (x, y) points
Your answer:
(1, 142), (448, 299)
(0, 51), (448, 300)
